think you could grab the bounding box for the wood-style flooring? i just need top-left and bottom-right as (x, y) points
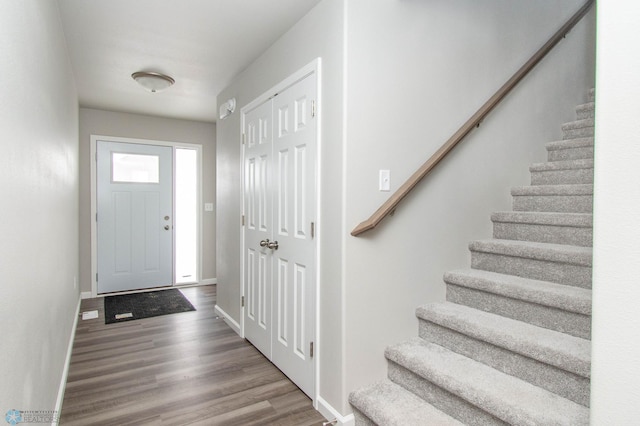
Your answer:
(60, 285), (327, 425)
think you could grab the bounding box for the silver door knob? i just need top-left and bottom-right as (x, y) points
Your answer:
(267, 240), (279, 250)
(259, 239), (270, 247)
(164, 225), (170, 230)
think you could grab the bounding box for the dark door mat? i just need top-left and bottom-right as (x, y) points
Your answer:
(104, 288), (195, 324)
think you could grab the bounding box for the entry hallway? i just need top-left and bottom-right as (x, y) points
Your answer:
(60, 286), (325, 425)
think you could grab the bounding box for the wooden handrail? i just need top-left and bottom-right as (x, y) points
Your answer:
(351, 0), (595, 237)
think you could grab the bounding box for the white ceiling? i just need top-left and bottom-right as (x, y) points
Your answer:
(57, 0), (323, 123)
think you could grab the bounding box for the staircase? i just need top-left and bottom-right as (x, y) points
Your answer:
(349, 89), (595, 425)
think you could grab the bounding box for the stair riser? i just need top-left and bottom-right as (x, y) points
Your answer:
(353, 409), (375, 426)
(530, 168), (594, 185)
(388, 363), (507, 426)
(418, 319), (590, 406)
(547, 146), (594, 162)
(513, 194), (593, 213)
(470, 252), (592, 288)
(446, 284), (591, 339)
(563, 126), (594, 140)
(576, 108), (595, 120)
(492, 222), (593, 247)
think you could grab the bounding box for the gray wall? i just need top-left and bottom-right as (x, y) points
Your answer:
(78, 108), (217, 293)
(218, 0), (595, 419)
(0, 0), (79, 414)
(342, 0), (596, 405)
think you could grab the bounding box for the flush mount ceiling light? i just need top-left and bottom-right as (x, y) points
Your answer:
(131, 71), (175, 93)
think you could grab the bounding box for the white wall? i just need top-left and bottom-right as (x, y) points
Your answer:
(342, 0), (595, 402)
(216, 0), (346, 415)
(591, 1), (640, 422)
(0, 0), (79, 416)
(78, 108), (217, 293)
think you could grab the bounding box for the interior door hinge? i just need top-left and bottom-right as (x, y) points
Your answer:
(96, 213), (98, 222)
(310, 222), (315, 239)
(310, 341), (314, 358)
(241, 296), (245, 307)
(242, 215), (245, 226)
(311, 100), (316, 118)
(242, 133), (246, 145)
(96, 273), (98, 282)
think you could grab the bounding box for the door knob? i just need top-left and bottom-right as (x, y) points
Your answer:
(164, 225), (170, 230)
(267, 240), (279, 250)
(259, 239), (270, 247)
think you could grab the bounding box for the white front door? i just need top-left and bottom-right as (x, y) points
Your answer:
(242, 71), (318, 399)
(97, 141), (173, 293)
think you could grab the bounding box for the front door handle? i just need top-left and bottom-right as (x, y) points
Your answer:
(267, 240), (279, 250)
(259, 239), (270, 247)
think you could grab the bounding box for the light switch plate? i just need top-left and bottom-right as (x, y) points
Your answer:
(379, 170), (390, 191)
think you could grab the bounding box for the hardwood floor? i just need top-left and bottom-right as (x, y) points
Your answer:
(60, 286), (327, 425)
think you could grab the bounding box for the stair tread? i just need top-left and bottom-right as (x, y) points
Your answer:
(546, 137), (594, 151)
(576, 101), (595, 110)
(349, 380), (464, 426)
(386, 338), (590, 425)
(416, 302), (590, 377)
(445, 268), (592, 315)
(469, 239), (592, 266)
(562, 118), (595, 129)
(511, 183), (593, 196)
(530, 158), (594, 172)
(491, 211), (593, 228)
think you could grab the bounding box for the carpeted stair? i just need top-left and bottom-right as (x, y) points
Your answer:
(349, 89), (595, 425)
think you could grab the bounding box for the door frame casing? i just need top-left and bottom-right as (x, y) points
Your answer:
(90, 135), (203, 298)
(239, 58), (322, 405)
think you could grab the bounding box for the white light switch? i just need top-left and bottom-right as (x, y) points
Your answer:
(204, 203), (214, 212)
(379, 170), (390, 191)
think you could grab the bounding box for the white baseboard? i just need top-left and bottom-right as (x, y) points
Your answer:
(200, 278), (217, 285)
(214, 304), (241, 336)
(53, 295), (81, 425)
(317, 396), (355, 426)
(80, 291), (92, 299)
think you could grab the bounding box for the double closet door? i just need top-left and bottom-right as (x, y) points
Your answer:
(242, 72), (317, 398)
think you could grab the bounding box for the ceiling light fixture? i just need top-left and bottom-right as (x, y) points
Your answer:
(131, 71), (175, 93)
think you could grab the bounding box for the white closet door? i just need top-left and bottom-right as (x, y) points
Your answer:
(242, 71), (318, 399)
(270, 73), (317, 398)
(243, 100), (274, 357)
